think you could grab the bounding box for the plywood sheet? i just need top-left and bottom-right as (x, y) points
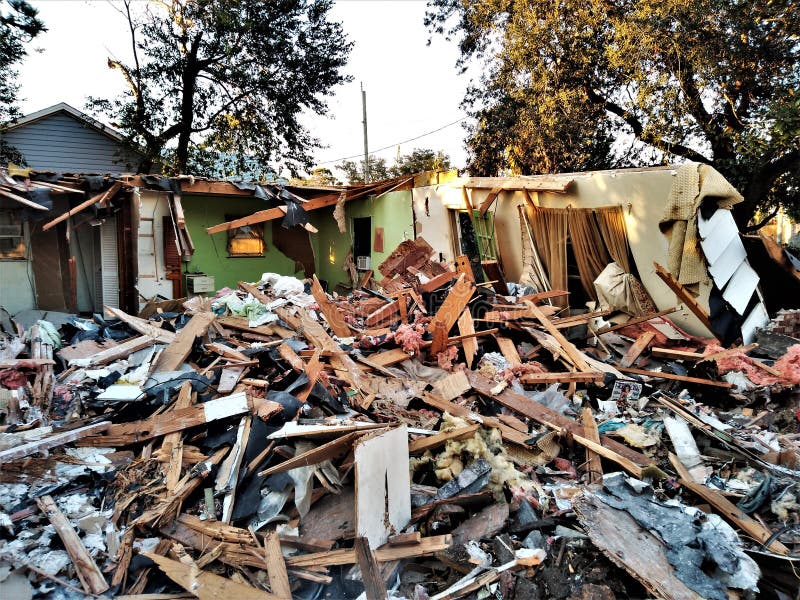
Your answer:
(354, 425), (411, 549)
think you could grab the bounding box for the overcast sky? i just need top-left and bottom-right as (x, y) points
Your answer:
(16, 0), (472, 177)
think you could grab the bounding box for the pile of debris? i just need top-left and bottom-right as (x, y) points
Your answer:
(0, 238), (798, 600)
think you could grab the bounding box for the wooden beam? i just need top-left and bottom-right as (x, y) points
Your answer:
(285, 535), (452, 568)
(154, 312), (216, 372)
(518, 372), (605, 385)
(668, 454), (789, 554)
(37, 495), (109, 594)
(581, 408), (603, 485)
(354, 537), (389, 600)
(653, 263), (716, 335)
(42, 181), (122, 231)
(619, 332), (656, 368)
(616, 366), (734, 389)
(258, 432), (360, 476)
(478, 187), (502, 216)
(311, 275), (351, 337)
(408, 425), (479, 454)
(524, 301), (592, 372)
(427, 274), (475, 355)
(592, 306), (680, 336)
(467, 371), (652, 466)
(0, 421), (110, 464)
(264, 531), (292, 600)
(494, 335), (522, 366)
(457, 310), (478, 366)
(0, 187), (49, 211)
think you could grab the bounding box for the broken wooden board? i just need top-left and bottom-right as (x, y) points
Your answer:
(619, 332), (656, 368)
(457, 310), (478, 367)
(354, 425), (412, 549)
(517, 372), (605, 385)
(368, 348), (411, 368)
(37, 495), (109, 594)
(264, 530), (292, 600)
(285, 535), (452, 568)
(573, 493), (704, 600)
(0, 421), (110, 464)
(653, 262), (716, 336)
(105, 306), (177, 344)
(431, 370), (471, 401)
(42, 181), (122, 231)
(467, 372), (651, 466)
(142, 552), (280, 600)
(155, 312), (216, 372)
(259, 432), (360, 476)
(408, 424), (479, 455)
(427, 274), (475, 355)
(581, 408), (603, 485)
(77, 392), (255, 446)
(311, 275), (352, 337)
(524, 301), (592, 372)
(494, 335), (522, 366)
(616, 366), (734, 389)
(354, 537), (389, 600)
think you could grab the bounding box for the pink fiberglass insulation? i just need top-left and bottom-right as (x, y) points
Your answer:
(702, 342), (800, 386)
(391, 323), (425, 355)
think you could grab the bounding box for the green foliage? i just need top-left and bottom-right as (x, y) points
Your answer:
(426, 0), (800, 226)
(291, 167), (341, 186)
(88, 0), (352, 176)
(390, 148), (452, 176)
(337, 155), (390, 184)
(0, 0), (45, 163)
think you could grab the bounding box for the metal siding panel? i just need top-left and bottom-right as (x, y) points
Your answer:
(100, 217), (120, 308)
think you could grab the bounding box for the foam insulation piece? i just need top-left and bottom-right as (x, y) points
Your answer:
(722, 261), (759, 316)
(698, 209), (739, 265)
(741, 302), (769, 345)
(663, 416), (712, 483)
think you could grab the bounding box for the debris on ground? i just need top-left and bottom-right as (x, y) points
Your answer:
(0, 241), (798, 600)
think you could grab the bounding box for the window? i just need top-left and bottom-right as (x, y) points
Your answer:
(226, 217), (264, 257)
(0, 210), (25, 260)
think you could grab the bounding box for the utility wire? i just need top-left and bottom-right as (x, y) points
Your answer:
(315, 115), (470, 166)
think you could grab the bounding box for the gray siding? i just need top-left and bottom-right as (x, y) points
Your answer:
(1, 112), (142, 173)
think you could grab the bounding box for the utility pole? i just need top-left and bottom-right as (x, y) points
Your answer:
(361, 82), (370, 183)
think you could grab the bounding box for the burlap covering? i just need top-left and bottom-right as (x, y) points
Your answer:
(659, 163), (743, 294)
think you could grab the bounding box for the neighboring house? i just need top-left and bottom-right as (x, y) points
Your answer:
(0, 102), (144, 173)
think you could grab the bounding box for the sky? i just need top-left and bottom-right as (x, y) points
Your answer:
(16, 0), (473, 178)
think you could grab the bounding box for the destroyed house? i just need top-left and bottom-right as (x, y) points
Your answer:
(1, 161), (800, 598)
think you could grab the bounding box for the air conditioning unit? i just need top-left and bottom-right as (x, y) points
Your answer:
(186, 273), (215, 294)
(356, 255), (371, 270)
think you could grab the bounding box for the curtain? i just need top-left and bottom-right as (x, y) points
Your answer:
(528, 205), (569, 306)
(568, 208), (611, 301)
(595, 205), (632, 273)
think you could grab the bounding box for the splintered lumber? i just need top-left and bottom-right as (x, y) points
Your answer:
(69, 335), (158, 367)
(524, 301), (592, 372)
(259, 432), (360, 476)
(368, 348), (411, 368)
(264, 531), (292, 600)
(573, 494), (704, 600)
(495, 336), (522, 366)
(667, 454), (789, 555)
(428, 274), (476, 355)
(142, 552), (279, 600)
(388, 532), (422, 546)
(42, 181), (122, 231)
(365, 298), (400, 327)
(467, 371), (651, 466)
(457, 310), (478, 366)
(237, 280), (271, 305)
(277, 342), (305, 371)
(431, 370), (471, 401)
(311, 275), (351, 337)
(354, 537), (389, 600)
(581, 408), (603, 485)
(616, 366), (734, 389)
(0, 187), (49, 210)
(77, 392), (255, 446)
(650, 348), (705, 361)
(155, 312), (216, 372)
(701, 343), (759, 363)
(653, 262), (716, 335)
(0, 421), (110, 464)
(593, 306), (680, 336)
(105, 306), (177, 344)
(36, 495), (109, 595)
(518, 371), (604, 385)
(408, 424), (479, 454)
(420, 392), (530, 447)
(570, 433), (645, 479)
(619, 332), (656, 368)
(285, 535), (452, 568)
(420, 271), (458, 293)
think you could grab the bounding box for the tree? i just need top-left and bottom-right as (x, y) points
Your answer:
(426, 0), (800, 227)
(89, 0), (352, 176)
(390, 148), (452, 176)
(291, 166), (341, 186)
(0, 0), (45, 163)
(337, 155), (390, 184)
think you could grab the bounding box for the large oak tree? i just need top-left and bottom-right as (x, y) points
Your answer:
(426, 0), (800, 227)
(90, 0), (352, 176)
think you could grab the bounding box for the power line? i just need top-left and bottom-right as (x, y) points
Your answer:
(315, 115), (470, 166)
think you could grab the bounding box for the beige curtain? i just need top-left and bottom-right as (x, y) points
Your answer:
(528, 206), (569, 306)
(595, 205), (632, 273)
(568, 208), (611, 301)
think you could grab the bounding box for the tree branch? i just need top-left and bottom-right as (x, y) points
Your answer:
(585, 87), (712, 163)
(743, 207), (779, 232)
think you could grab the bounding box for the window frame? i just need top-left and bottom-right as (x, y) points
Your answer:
(225, 215), (265, 258)
(0, 209), (27, 261)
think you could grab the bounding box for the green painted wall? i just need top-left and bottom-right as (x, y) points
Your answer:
(182, 194), (303, 289)
(309, 190), (414, 291)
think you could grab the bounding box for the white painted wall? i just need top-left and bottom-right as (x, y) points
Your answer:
(0, 221), (36, 315)
(135, 189), (174, 306)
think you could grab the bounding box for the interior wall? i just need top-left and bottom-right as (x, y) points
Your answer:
(0, 207), (35, 315)
(417, 169), (714, 336)
(310, 190), (414, 291)
(136, 190), (175, 304)
(183, 194), (302, 291)
(70, 220), (98, 313)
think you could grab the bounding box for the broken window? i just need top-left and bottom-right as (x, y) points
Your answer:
(226, 216), (265, 257)
(0, 210), (25, 260)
